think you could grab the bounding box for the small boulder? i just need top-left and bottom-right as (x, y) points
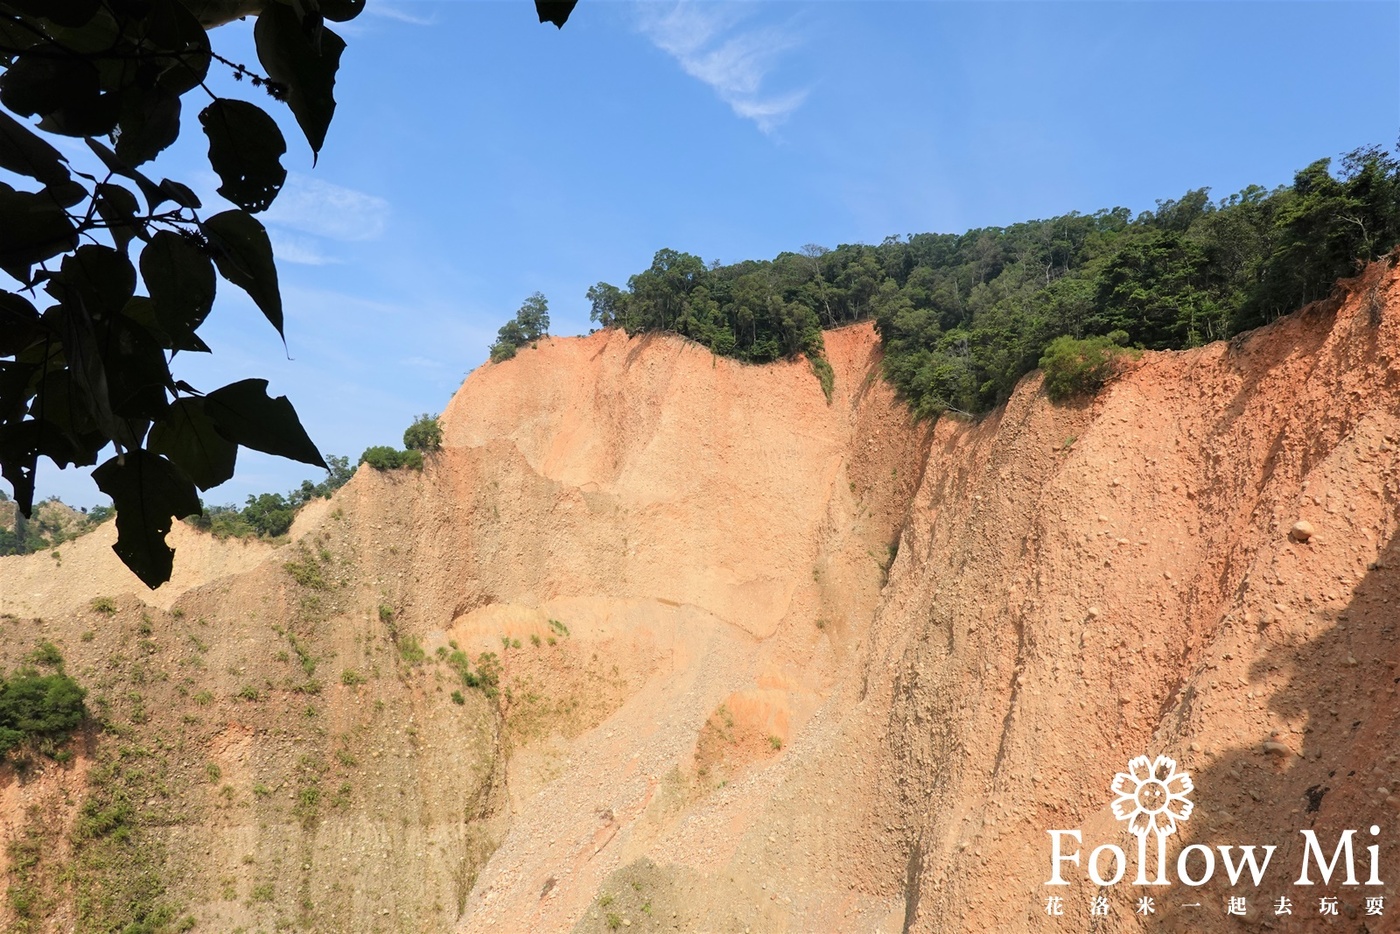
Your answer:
(1289, 520), (1315, 543)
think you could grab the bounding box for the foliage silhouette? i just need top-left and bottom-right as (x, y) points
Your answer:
(0, 1), (575, 587)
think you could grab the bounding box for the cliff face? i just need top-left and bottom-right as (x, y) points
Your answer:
(1, 260), (1397, 933)
(873, 259), (1400, 932)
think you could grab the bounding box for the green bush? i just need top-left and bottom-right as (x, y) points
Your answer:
(0, 667), (87, 759)
(403, 414), (443, 452)
(490, 292), (550, 362)
(27, 641), (63, 668)
(1038, 332), (1134, 402)
(359, 446), (423, 471)
(184, 455), (353, 540)
(809, 355), (835, 403)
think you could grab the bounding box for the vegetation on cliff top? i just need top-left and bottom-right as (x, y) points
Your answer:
(490, 292), (552, 362)
(0, 494), (114, 556)
(589, 145), (1400, 415)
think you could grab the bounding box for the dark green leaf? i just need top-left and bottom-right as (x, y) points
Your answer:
(535, 1), (577, 28)
(30, 6), (121, 55)
(0, 357), (41, 423)
(320, 0), (366, 23)
(0, 182), (79, 277)
(0, 54), (101, 121)
(46, 245), (136, 319)
(85, 138), (167, 212)
(255, 4), (345, 157)
(1, 0), (102, 27)
(94, 182), (143, 253)
(100, 316), (171, 420)
(115, 85), (182, 166)
(144, 0), (213, 94)
(200, 99), (287, 213)
(48, 179), (88, 207)
(202, 210), (282, 336)
(93, 449), (201, 588)
(0, 110), (70, 186)
(48, 300), (123, 448)
(148, 397), (237, 491)
(27, 375), (106, 468)
(141, 232), (216, 343)
(0, 419), (40, 515)
(158, 179), (201, 209)
(0, 293), (41, 356)
(203, 378), (325, 468)
(121, 296), (211, 353)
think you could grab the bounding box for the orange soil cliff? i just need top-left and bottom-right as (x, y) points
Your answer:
(0, 260), (1397, 933)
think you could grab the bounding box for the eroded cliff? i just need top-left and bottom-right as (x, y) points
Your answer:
(1, 260), (1397, 933)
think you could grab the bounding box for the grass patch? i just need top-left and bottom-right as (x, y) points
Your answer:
(283, 546), (329, 590)
(398, 636), (425, 666)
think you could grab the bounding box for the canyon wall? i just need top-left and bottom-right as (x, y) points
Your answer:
(1, 260), (1396, 933)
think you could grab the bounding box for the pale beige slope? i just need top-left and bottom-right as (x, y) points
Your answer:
(0, 519), (275, 614)
(432, 325), (929, 933)
(438, 325), (919, 641)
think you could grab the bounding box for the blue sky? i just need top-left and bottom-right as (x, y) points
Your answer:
(24, 0), (1400, 508)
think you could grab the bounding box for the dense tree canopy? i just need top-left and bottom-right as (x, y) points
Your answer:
(592, 146), (1400, 418)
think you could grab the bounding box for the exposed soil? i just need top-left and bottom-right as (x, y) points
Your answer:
(1, 259), (1398, 933)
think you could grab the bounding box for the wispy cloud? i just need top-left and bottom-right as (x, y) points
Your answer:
(365, 2), (436, 27)
(636, 2), (808, 133)
(267, 230), (339, 266)
(262, 174), (390, 242)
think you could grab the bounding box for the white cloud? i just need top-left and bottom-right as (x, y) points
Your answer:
(267, 229), (339, 266)
(636, 2), (809, 133)
(262, 174), (390, 242)
(366, 2), (436, 26)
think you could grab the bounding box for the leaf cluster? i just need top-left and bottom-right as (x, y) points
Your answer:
(0, 0), (371, 586)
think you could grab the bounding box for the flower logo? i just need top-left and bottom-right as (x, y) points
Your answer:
(1111, 754), (1194, 839)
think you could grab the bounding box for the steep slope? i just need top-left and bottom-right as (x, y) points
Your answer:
(1, 259), (1398, 933)
(873, 258), (1400, 932)
(0, 322), (928, 933)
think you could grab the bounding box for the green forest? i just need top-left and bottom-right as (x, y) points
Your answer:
(587, 145), (1400, 417)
